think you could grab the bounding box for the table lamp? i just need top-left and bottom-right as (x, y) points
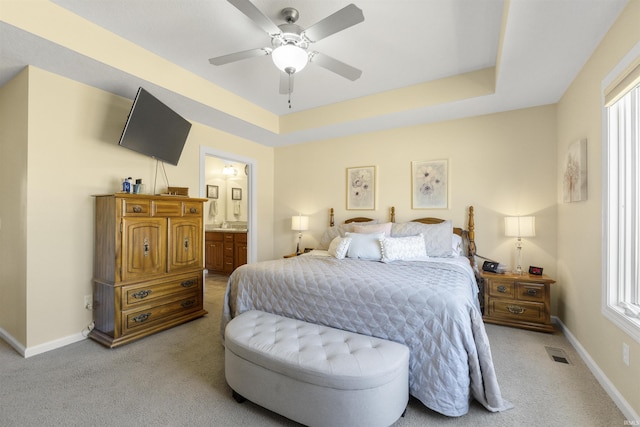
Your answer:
(291, 214), (309, 255)
(504, 216), (535, 275)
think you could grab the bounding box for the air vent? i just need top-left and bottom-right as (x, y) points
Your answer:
(545, 346), (571, 364)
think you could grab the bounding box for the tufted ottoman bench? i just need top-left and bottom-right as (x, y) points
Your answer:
(224, 310), (410, 427)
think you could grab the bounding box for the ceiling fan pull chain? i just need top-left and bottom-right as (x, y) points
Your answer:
(288, 73), (293, 109)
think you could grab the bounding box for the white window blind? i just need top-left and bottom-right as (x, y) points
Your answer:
(605, 80), (640, 339)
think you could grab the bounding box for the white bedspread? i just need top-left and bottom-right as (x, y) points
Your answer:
(221, 253), (512, 416)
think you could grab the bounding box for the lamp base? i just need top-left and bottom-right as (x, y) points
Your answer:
(515, 241), (523, 275)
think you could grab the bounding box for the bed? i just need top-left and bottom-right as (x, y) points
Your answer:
(221, 206), (512, 417)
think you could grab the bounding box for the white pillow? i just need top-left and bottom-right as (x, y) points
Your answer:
(452, 233), (463, 256)
(328, 236), (352, 259)
(380, 234), (428, 263)
(345, 232), (385, 260)
(318, 220), (378, 249)
(352, 222), (393, 236)
(391, 221), (453, 257)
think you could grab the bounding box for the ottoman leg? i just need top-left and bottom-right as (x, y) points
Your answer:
(232, 390), (247, 403)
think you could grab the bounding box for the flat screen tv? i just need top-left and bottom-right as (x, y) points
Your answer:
(118, 87), (191, 166)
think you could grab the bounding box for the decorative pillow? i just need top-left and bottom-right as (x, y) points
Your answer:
(344, 232), (385, 260)
(452, 233), (463, 256)
(391, 221), (453, 257)
(328, 236), (352, 259)
(318, 220), (378, 249)
(380, 234), (428, 262)
(352, 222), (393, 236)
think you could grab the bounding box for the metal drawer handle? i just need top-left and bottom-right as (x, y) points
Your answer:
(181, 300), (196, 308)
(133, 206), (142, 213)
(526, 289), (538, 296)
(181, 280), (196, 288)
(132, 313), (151, 323)
(132, 290), (152, 299)
(507, 305), (526, 315)
(497, 285), (507, 293)
(190, 207), (197, 214)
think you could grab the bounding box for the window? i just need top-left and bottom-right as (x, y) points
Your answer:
(604, 55), (640, 341)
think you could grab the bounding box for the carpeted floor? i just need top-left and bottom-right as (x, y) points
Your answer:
(0, 273), (627, 426)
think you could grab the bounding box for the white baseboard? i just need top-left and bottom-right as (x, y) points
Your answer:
(0, 326), (87, 358)
(553, 316), (640, 423)
(0, 326), (27, 356)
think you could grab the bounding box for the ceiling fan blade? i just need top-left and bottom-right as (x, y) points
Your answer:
(279, 72), (294, 95)
(209, 48), (270, 66)
(227, 0), (282, 35)
(303, 4), (364, 43)
(311, 52), (362, 81)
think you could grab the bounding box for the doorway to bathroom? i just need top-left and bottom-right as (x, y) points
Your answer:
(199, 147), (256, 267)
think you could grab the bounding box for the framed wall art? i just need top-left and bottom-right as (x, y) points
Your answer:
(346, 165), (376, 210)
(563, 138), (587, 203)
(412, 159), (448, 209)
(206, 185), (219, 199)
(232, 187), (242, 201)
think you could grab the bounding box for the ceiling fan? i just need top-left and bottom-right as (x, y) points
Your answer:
(209, 0), (365, 102)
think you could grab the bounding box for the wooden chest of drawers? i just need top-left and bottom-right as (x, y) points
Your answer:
(91, 194), (208, 348)
(481, 271), (555, 333)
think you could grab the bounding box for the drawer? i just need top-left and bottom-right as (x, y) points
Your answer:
(121, 293), (202, 335)
(224, 233), (235, 243)
(487, 299), (546, 323)
(121, 275), (201, 309)
(235, 233), (247, 243)
(206, 232), (224, 242)
(152, 200), (182, 217)
(516, 282), (545, 302)
(122, 199), (151, 217)
(183, 201), (203, 217)
(488, 280), (515, 298)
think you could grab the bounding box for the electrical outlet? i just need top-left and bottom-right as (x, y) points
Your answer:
(623, 342), (630, 366)
(84, 295), (93, 310)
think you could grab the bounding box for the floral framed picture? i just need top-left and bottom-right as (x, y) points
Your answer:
(412, 159), (448, 209)
(206, 185), (218, 199)
(346, 165), (376, 210)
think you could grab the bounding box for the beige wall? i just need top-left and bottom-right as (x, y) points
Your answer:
(274, 105), (558, 285)
(0, 68), (29, 345)
(0, 66), (275, 354)
(1, 1), (638, 418)
(556, 1), (640, 416)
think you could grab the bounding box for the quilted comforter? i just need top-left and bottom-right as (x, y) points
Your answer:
(221, 252), (512, 417)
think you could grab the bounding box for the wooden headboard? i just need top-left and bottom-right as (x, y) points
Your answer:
(328, 206), (476, 267)
(329, 206), (396, 227)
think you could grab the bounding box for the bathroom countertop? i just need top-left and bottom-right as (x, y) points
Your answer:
(205, 227), (247, 233)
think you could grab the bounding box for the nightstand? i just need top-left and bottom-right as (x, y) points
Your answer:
(283, 253), (299, 258)
(481, 271), (555, 333)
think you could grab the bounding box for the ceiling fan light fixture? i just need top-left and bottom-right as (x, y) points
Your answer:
(272, 44), (308, 74)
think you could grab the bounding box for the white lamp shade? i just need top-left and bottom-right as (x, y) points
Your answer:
(272, 44), (308, 74)
(291, 215), (309, 231)
(504, 216), (535, 237)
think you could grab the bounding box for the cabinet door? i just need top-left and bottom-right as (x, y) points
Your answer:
(168, 218), (203, 272)
(234, 241), (247, 270)
(206, 239), (225, 272)
(121, 218), (167, 281)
